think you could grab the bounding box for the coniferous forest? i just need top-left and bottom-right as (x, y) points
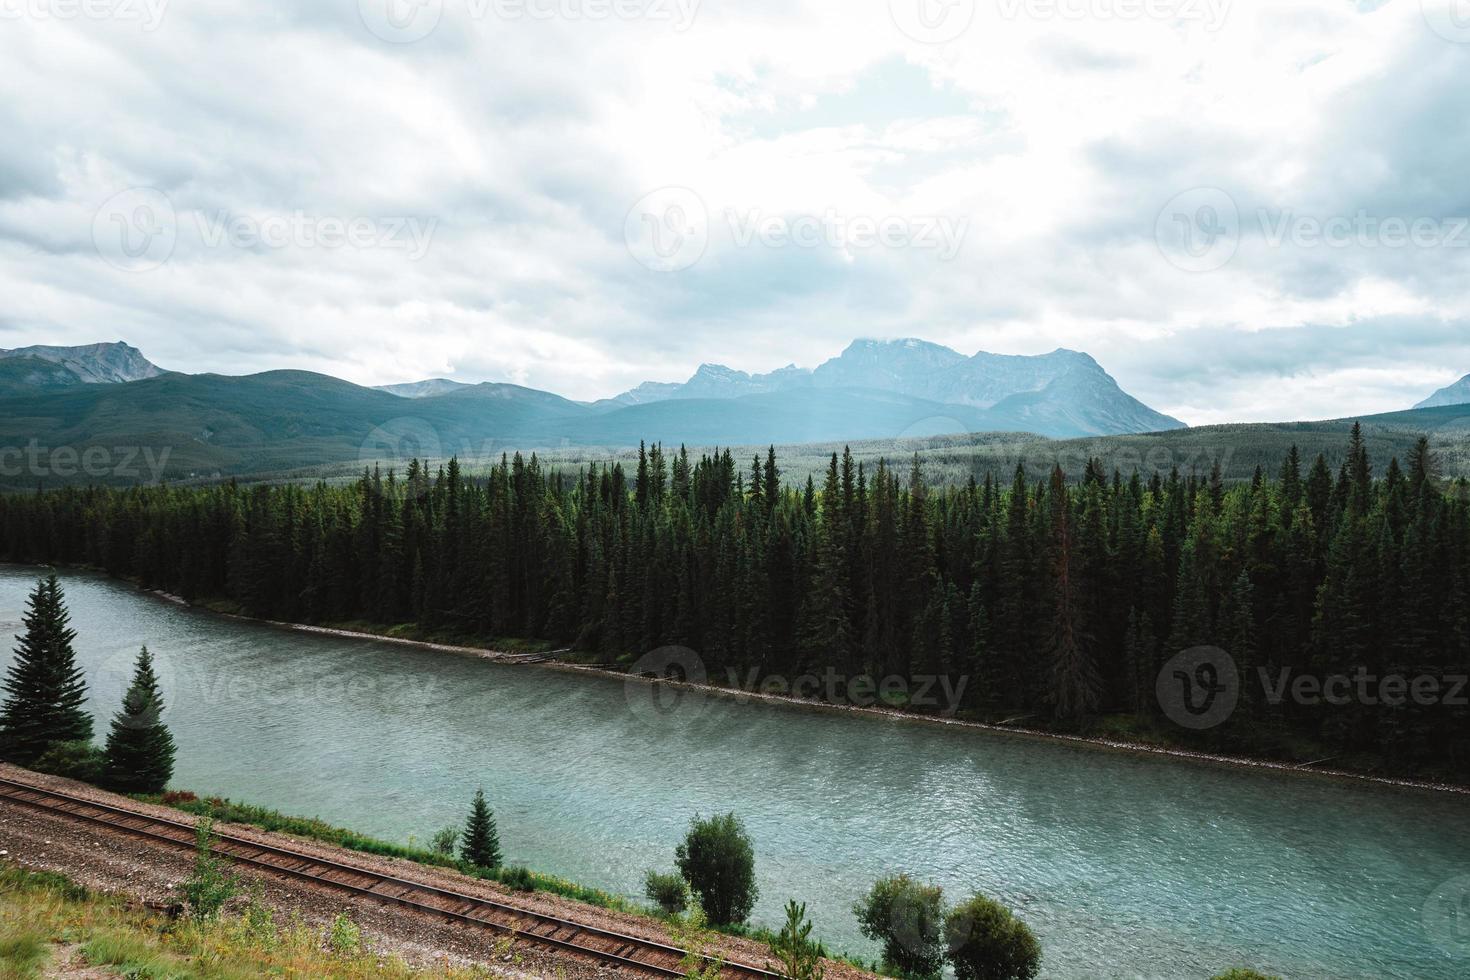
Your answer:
(1, 424), (1466, 778)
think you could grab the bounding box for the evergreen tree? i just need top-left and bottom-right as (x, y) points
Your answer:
(460, 788), (503, 869)
(102, 646), (176, 794)
(0, 576), (92, 766)
(1045, 467), (1101, 719)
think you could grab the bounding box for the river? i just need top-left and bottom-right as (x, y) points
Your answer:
(1, 566), (1467, 979)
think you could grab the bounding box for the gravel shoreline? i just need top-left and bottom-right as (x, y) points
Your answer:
(0, 765), (873, 980)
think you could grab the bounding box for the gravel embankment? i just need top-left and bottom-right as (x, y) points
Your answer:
(0, 764), (873, 980)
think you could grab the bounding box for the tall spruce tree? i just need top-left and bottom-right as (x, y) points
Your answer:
(102, 646), (176, 794)
(1045, 466), (1101, 719)
(460, 788), (503, 869)
(0, 576), (91, 766)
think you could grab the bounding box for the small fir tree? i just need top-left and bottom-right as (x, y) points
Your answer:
(460, 788), (503, 869)
(102, 646), (176, 794)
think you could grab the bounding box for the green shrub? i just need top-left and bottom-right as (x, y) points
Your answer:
(674, 813), (758, 927)
(644, 869), (689, 915)
(430, 826), (458, 857)
(767, 899), (825, 980)
(182, 818), (239, 922)
(852, 873), (946, 978)
(31, 739), (104, 783)
(327, 913), (362, 955)
(1210, 971), (1282, 980)
(943, 893), (1041, 980)
(242, 889), (278, 949)
(668, 903), (725, 980)
(498, 866), (535, 892)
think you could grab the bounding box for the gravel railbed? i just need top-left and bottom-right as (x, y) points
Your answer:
(0, 765), (875, 980)
(1, 765), (617, 978)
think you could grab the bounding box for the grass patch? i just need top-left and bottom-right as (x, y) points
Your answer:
(0, 862), (503, 979)
(140, 793), (637, 915)
(0, 929), (50, 980)
(138, 792), (872, 968)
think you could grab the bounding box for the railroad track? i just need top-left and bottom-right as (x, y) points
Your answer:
(0, 775), (783, 980)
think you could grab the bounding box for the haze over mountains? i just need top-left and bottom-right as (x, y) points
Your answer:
(0, 339), (1465, 488)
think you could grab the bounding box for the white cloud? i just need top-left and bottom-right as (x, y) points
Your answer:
(0, 0), (1466, 423)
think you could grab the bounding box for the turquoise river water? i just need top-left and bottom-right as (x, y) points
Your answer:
(1, 566), (1467, 979)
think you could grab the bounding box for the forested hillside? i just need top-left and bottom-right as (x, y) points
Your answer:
(1, 426), (1466, 778)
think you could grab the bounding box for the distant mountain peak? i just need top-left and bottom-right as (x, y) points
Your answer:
(693, 363), (746, 380)
(376, 378), (472, 399)
(0, 341), (163, 384)
(601, 337), (1180, 436)
(1415, 374), (1470, 410)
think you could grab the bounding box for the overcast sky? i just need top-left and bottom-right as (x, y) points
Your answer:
(2, 0), (1468, 424)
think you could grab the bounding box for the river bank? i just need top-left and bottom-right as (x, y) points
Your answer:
(153, 581), (1469, 798)
(3, 560), (1458, 798)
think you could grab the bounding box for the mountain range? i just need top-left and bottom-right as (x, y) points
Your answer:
(0, 337), (1459, 487)
(373, 339), (1185, 438)
(0, 338), (1194, 484)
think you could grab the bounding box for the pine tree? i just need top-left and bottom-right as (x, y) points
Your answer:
(103, 646), (176, 794)
(0, 576), (92, 766)
(1045, 467), (1101, 719)
(460, 788), (503, 869)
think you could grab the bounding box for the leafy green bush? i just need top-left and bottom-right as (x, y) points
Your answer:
(943, 893), (1041, 980)
(674, 813), (758, 926)
(31, 739), (104, 783)
(498, 866), (535, 892)
(853, 873), (946, 978)
(644, 869), (689, 915)
(430, 826), (458, 857)
(327, 913), (362, 954)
